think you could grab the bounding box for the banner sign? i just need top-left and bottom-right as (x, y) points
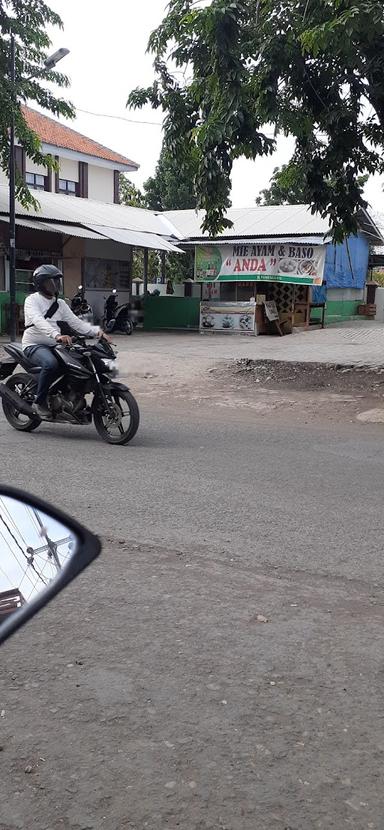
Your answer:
(195, 242), (326, 286)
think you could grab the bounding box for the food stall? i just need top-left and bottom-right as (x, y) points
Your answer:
(196, 240), (326, 335)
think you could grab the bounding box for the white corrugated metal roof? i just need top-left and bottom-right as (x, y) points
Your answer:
(163, 204), (384, 246)
(44, 222), (104, 239)
(0, 185), (170, 236)
(1, 185), (381, 249)
(162, 205), (332, 239)
(84, 224), (182, 253)
(0, 215), (57, 233)
(0, 215), (110, 239)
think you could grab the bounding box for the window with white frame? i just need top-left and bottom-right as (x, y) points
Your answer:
(59, 179), (77, 195)
(25, 172), (45, 191)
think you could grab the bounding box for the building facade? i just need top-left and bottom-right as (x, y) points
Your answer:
(0, 106), (138, 205)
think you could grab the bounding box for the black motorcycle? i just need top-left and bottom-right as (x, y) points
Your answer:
(0, 337), (139, 445)
(104, 291), (133, 335)
(70, 286), (94, 323)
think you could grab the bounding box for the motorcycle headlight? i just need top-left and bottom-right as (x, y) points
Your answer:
(102, 358), (119, 377)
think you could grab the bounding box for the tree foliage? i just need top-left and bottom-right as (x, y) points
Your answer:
(143, 141), (196, 282)
(256, 163), (311, 207)
(144, 141), (198, 211)
(119, 149), (196, 282)
(0, 0), (74, 206)
(119, 175), (147, 209)
(127, 0), (384, 241)
(256, 162), (369, 207)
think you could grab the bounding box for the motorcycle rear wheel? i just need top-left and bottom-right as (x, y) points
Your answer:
(93, 385), (139, 445)
(121, 320), (133, 335)
(2, 373), (41, 432)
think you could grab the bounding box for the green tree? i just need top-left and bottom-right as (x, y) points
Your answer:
(128, 0), (384, 242)
(119, 175), (147, 208)
(256, 162), (369, 207)
(119, 176), (160, 278)
(144, 141), (197, 281)
(256, 163), (310, 206)
(120, 144), (196, 283)
(143, 141), (198, 211)
(0, 0), (74, 206)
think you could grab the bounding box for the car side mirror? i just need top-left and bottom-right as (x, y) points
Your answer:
(0, 487), (101, 645)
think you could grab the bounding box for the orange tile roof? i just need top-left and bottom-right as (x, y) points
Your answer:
(21, 105), (139, 168)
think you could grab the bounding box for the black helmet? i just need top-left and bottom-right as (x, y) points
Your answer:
(33, 264), (63, 291)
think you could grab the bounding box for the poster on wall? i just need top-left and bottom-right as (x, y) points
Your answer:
(195, 242), (326, 286)
(200, 302), (256, 334)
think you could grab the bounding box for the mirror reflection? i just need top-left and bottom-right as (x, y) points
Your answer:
(0, 496), (78, 624)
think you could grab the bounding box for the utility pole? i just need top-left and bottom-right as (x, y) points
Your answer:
(143, 248), (149, 294)
(9, 33), (16, 342)
(7, 41), (69, 342)
(161, 251), (166, 283)
(32, 509), (69, 573)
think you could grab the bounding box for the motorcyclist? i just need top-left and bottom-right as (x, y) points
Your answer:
(71, 285), (84, 314)
(22, 264), (107, 419)
(105, 289), (118, 323)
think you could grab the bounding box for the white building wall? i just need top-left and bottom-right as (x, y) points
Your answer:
(25, 157), (47, 176)
(374, 287), (384, 322)
(59, 157), (79, 182)
(0, 153), (117, 202)
(88, 165), (114, 203)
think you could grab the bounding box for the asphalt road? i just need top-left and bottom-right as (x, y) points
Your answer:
(1, 393), (384, 829)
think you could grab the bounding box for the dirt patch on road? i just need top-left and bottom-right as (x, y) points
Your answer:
(187, 359), (384, 426)
(228, 359), (384, 394)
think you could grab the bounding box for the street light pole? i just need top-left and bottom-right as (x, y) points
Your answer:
(9, 33), (16, 342)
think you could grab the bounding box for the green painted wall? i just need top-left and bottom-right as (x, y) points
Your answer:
(311, 299), (361, 324)
(0, 290), (29, 335)
(143, 296), (200, 330)
(144, 295), (362, 331)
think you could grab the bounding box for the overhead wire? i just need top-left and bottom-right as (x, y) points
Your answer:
(0, 498), (29, 549)
(0, 527), (40, 593)
(0, 512), (47, 587)
(0, 560), (14, 590)
(75, 107), (163, 127)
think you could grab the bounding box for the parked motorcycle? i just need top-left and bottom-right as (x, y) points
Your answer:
(0, 336), (139, 445)
(0, 485), (101, 645)
(103, 290), (133, 335)
(70, 285), (94, 324)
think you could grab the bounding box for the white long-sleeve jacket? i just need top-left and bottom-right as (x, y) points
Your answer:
(22, 293), (100, 350)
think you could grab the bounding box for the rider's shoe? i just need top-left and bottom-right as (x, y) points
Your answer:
(33, 402), (52, 420)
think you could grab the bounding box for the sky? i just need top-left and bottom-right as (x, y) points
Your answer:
(41, 0), (383, 218)
(0, 496), (75, 602)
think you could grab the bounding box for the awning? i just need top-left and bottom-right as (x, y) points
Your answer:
(0, 214), (104, 239)
(0, 215), (58, 233)
(83, 224), (182, 253)
(42, 222), (104, 240)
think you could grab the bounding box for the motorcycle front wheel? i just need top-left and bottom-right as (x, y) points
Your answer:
(93, 384), (139, 445)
